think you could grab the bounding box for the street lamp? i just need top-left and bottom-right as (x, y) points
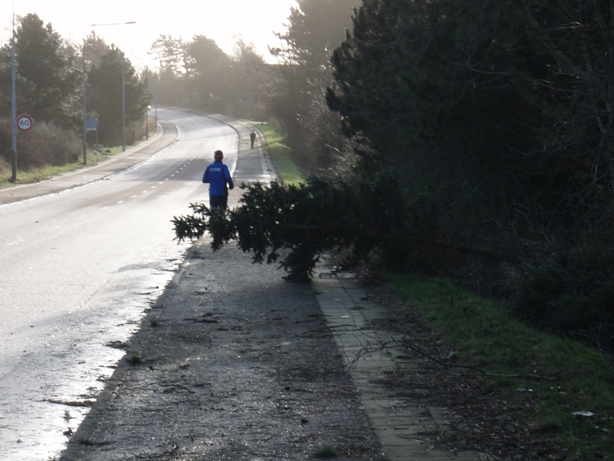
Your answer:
(121, 55), (126, 151)
(148, 39), (164, 132)
(82, 21), (136, 163)
(146, 105), (151, 140)
(10, 7), (17, 181)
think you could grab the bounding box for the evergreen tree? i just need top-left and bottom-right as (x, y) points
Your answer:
(82, 32), (111, 70)
(87, 47), (150, 146)
(227, 39), (268, 117)
(325, 0), (614, 347)
(184, 35), (230, 106)
(149, 35), (186, 106)
(327, 0), (614, 221)
(0, 13), (80, 128)
(270, 0), (361, 172)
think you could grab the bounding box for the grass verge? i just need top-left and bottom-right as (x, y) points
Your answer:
(257, 121), (306, 186)
(392, 274), (614, 460)
(0, 163), (80, 189)
(0, 143), (146, 190)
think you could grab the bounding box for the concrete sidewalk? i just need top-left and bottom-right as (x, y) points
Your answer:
(61, 242), (388, 461)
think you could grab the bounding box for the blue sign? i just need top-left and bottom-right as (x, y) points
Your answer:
(85, 117), (99, 130)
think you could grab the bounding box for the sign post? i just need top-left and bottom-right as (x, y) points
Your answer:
(11, 7), (17, 182)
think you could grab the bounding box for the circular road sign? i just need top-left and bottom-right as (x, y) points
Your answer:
(17, 114), (33, 132)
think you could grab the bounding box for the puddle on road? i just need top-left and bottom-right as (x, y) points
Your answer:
(0, 259), (182, 461)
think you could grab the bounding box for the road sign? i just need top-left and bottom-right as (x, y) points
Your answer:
(17, 114), (33, 132)
(85, 117), (99, 131)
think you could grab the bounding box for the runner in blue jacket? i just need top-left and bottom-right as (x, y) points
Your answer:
(202, 150), (234, 209)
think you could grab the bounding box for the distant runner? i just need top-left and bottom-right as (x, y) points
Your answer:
(250, 130), (256, 149)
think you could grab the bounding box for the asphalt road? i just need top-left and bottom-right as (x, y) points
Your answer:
(0, 109), (266, 460)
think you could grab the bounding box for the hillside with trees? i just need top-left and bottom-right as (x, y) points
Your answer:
(146, 33), (269, 118)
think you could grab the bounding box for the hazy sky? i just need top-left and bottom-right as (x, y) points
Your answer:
(2, 0), (297, 68)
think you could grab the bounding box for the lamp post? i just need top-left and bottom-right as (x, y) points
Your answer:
(10, 7), (17, 181)
(153, 58), (159, 129)
(148, 39), (164, 132)
(81, 37), (87, 164)
(121, 55), (126, 151)
(82, 21), (135, 163)
(146, 105), (151, 140)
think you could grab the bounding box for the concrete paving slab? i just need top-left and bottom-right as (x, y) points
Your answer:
(313, 273), (489, 461)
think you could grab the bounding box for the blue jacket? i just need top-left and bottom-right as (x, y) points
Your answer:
(202, 161), (233, 196)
